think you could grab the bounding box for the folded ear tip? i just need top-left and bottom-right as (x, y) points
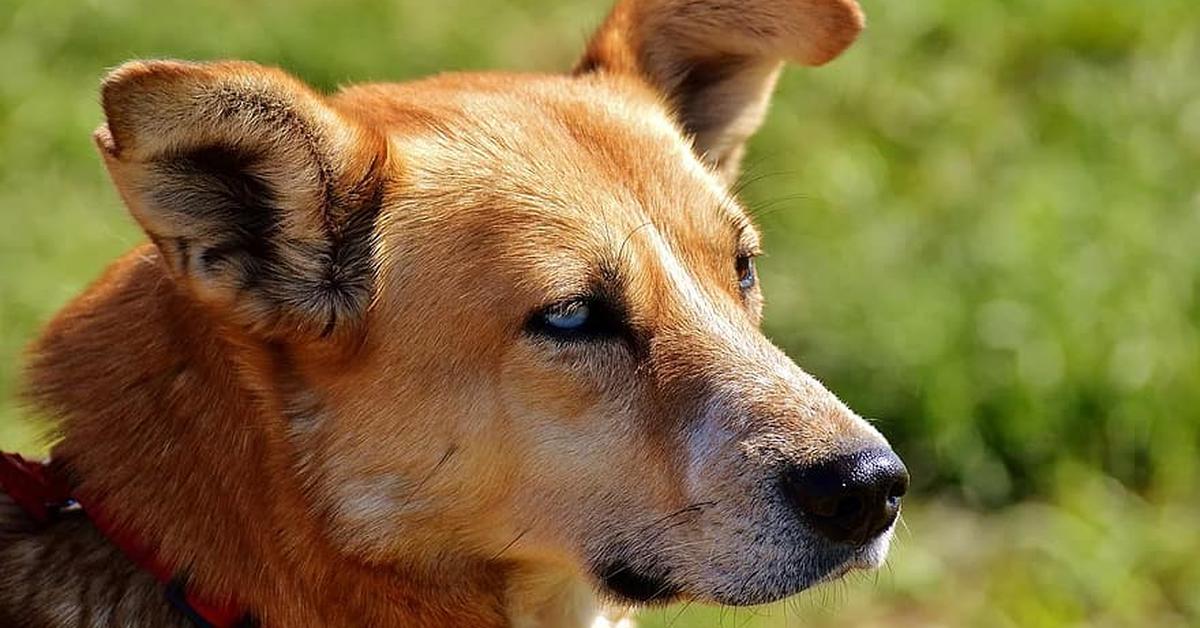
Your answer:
(798, 0), (866, 66)
(92, 124), (119, 158)
(101, 60), (194, 101)
(842, 0), (867, 30)
(100, 60), (198, 148)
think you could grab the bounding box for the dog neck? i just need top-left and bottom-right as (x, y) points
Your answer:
(23, 246), (595, 626)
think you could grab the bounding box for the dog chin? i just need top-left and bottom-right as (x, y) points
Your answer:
(701, 525), (898, 607)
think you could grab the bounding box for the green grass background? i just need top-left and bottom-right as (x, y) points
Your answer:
(2, 0), (1197, 625)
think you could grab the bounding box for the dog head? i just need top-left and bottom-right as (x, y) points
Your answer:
(93, 0), (906, 608)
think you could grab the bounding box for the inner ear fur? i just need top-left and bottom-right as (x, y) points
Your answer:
(95, 60), (388, 339)
(576, 0), (864, 182)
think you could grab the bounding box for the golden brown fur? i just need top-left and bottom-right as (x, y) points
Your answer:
(0, 0), (900, 626)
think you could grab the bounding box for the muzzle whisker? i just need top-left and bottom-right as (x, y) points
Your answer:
(897, 510), (912, 539)
(664, 598), (696, 628)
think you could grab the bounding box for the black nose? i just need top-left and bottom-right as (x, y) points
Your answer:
(782, 447), (909, 545)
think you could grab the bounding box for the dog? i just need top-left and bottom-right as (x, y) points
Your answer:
(0, 0), (908, 625)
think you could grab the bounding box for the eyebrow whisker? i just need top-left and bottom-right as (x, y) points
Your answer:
(617, 220), (655, 262)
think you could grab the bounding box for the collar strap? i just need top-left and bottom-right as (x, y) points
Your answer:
(0, 452), (255, 628)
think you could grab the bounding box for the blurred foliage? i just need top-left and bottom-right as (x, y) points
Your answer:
(1, 0), (1197, 625)
(753, 0), (1200, 508)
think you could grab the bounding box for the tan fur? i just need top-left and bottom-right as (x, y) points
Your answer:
(1, 1), (894, 626)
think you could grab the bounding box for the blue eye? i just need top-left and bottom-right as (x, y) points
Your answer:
(542, 301), (590, 331)
(736, 255), (757, 290)
(528, 297), (622, 341)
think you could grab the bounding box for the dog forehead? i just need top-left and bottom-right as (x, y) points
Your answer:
(339, 72), (743, 238)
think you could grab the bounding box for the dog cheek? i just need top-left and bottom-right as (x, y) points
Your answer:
(500, 365), (599, 425)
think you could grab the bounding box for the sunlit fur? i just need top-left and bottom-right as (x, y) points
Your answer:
(0, 0), (896, 626)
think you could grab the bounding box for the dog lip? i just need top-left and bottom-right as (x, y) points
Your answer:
(815, 527), (895, 584)
(814, 558), (860, 585)
(595, 560), (682, 605)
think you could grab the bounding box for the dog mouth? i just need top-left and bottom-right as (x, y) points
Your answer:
(594, 553), (871, 608)
(591, 524), (895, 607)
(595, 560), (682, 605)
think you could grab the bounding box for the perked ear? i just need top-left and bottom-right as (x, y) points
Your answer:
(576, 0), (864, 182)
(95, 60), (387, 339)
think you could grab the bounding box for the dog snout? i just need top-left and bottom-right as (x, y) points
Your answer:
(781, 447), (909, 545)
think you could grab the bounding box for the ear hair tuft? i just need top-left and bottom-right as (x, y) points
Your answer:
(95, 60), (388, 341)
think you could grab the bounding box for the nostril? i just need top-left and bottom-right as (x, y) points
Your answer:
(889, 470), (910, 499)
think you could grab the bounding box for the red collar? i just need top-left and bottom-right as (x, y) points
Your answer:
(0, 452), (254, 628)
